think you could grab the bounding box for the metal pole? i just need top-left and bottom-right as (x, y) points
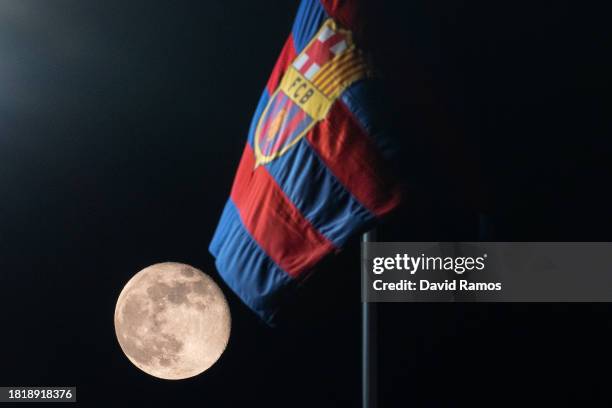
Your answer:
(362, 230), (377, 408)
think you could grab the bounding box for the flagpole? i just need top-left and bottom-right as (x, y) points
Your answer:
(362, 230), (377, 408)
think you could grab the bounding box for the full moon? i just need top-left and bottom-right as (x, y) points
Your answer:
(114, 262), (231, 380)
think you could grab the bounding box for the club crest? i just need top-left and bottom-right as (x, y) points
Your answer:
(254, 19), (370, 167)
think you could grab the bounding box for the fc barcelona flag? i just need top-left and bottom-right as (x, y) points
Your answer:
(209, 0), (401, 323)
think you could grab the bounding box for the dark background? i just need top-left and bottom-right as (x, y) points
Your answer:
(0, 1), (610, 407)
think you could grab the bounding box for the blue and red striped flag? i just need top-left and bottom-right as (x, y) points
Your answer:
(209, 0), (401, 323)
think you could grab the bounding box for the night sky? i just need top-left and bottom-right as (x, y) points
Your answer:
(1, 1), (611, 406)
